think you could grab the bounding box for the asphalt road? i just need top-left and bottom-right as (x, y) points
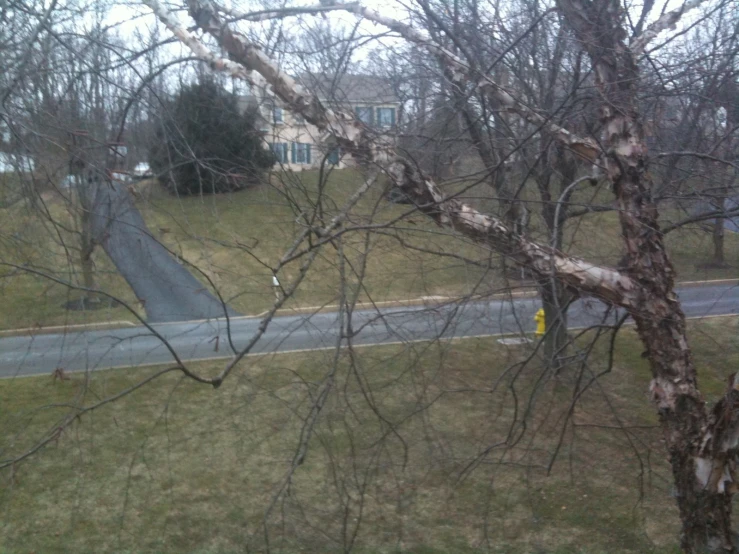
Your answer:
(1, 283), (738, 378)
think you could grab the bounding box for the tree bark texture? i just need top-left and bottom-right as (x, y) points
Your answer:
(539, 278), (570, 372)
(557, 1), (734, 551)
(713, 213), (726, 267)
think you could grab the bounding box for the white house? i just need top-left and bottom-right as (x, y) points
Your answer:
(241, 74), (400, 171)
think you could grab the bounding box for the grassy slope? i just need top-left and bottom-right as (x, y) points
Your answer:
(136, 170), (503, 316)
(1, 170), (737, 330)
(0, 171), (504, 329)
(0, 188), (142, 330)
(2, 316), (738, 553)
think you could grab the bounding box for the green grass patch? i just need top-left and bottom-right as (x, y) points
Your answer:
(2, 316), (738, 552)
(0, 187), (141, 330)
(135, 170), (505, 317)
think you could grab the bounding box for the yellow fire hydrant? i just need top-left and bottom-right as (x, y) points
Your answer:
(534, 308), (546, 337)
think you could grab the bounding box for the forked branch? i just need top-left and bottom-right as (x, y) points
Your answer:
(214, 0), (602, 162)
(141, 0), (636, 307)
(630, 0), (712, 55)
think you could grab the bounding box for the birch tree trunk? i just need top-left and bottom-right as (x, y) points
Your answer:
(557, 1), (734, 551)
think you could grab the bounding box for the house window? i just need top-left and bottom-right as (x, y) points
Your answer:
(327, 147), (340, 165)
(273, 107), (283, 124)
(376, 107), (395, 128)
(355, 106), (374, 125)
(270, 142), (288, 163)
(291, 142), (312, 164)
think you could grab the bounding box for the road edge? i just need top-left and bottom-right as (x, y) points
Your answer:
(2, 278), (736, 337)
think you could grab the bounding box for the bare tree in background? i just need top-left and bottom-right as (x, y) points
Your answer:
(642, 7), (739, 268)
(369, 1), (609, 369)
(1, 0), (245, 322)
(2, 1), (127, 307)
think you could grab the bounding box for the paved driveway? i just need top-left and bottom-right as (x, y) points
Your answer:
(92, 182), (240, 322)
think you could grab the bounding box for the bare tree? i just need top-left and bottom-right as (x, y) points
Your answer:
(139, 0), (739, 550)
(3, 0), (739, 552)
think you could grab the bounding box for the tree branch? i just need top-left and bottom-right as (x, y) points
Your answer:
(215, 0), (601, 162)
(141, 0), (636, 308)
(221, 3), (360, 22)
(630, 0), (711, 55)
(662, 208), (739, 234)
(565, 204), (617, 220)
(143, 0), (258, 85)
(655, 150), (739, 170)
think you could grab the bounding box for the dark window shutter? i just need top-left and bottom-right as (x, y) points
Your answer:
(390, 108), (396, 126)
(306, 144), (311, 164)
(291, 142), (296, 163)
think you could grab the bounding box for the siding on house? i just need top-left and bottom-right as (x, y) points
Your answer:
(241, 74), (401, 171)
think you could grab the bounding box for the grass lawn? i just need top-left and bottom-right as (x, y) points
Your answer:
(0, 193), (142, 330)
(1, 169), (737, 331)
(2, 316), (739, 552)
(137, 170), (505, 316)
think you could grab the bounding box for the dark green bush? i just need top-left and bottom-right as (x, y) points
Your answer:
(149, 80), (274, 195)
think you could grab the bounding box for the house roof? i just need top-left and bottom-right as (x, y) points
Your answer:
(299, 73), (399, 105)
(236, 74), (400, 119)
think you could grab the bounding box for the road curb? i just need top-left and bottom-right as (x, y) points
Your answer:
(1, 278), (735, 337)
(678, 278), (739, 288)
(264, 288), (540, 318)
(0, 320), (136, 338)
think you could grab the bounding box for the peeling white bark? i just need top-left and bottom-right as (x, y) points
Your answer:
(630, 0), (711, 55)
(555, 1), (739, 547)
(386, 161), (635, 303)
(141, 0), (634, 307)
(217, 0), (601, 163)
(694, 455), (734, 493)
(145, 0), (257, 85)
(695, 456), (714, 487)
